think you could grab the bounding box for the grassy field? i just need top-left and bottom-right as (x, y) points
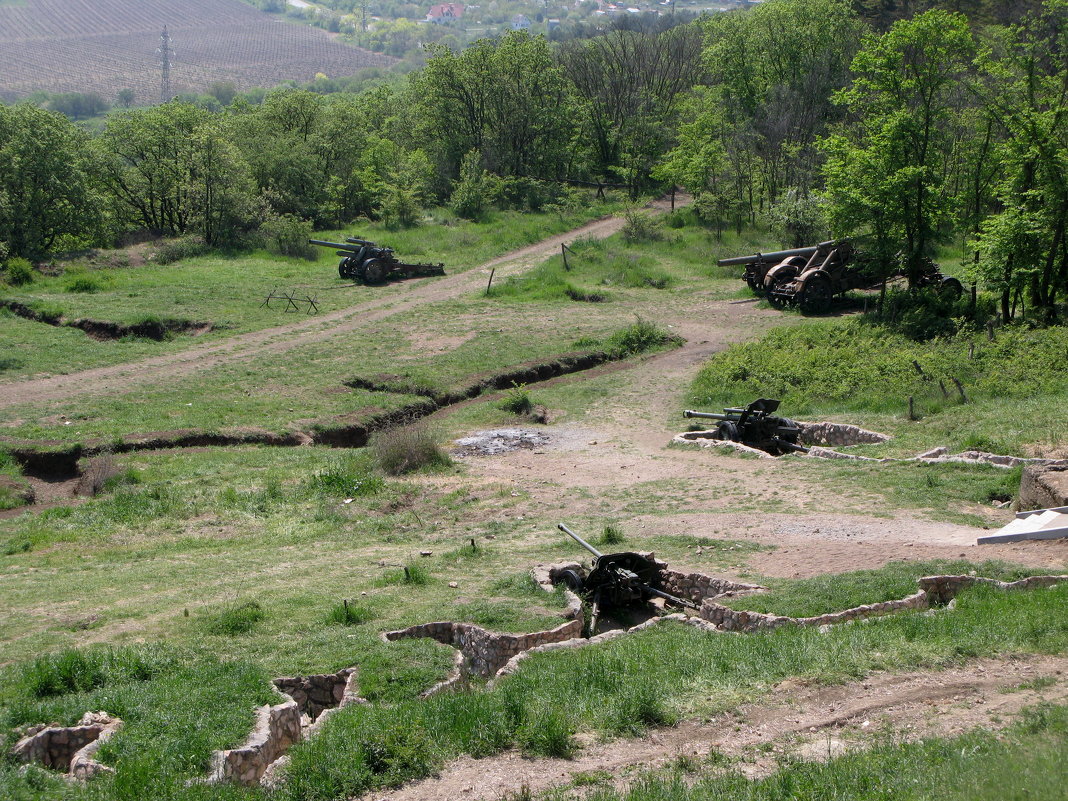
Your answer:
(1, 210), (1065, 801)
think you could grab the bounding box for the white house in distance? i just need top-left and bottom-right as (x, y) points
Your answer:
(511, 13), (531, 29)
(427, 3), (464, 23)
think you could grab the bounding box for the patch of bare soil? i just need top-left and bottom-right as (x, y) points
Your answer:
(0, 197), (681, 409)
(369, 655), (1068, 801)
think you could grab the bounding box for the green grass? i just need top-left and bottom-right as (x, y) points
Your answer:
(720, 559), (1052, 618)
(0, 200), (621, 383)
(539, 704), (1068, 801)
(277, 581), (1068, 801)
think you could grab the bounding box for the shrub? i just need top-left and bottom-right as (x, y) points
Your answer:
(326, 600), (376, 626)
(21, 646), (173, 698)
(308, 458), (384, 497)
(3, 257), (35, 286)
(372, 424), (451, 476)
(154, 236), (210, 265)
(380, 185), (421, 229)
(607, 318), (682, 356)
(202, 600), (266, 635)
(621, 208), (663, 243)
(260, 213), (315, 259)
(76, 452), (122, 496)
(65, 275), (101, 293)
(498, 383), (533, 415)
(600, 524), (625, 546)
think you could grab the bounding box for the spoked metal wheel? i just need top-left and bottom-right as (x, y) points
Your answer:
(361, 258), (388, 284)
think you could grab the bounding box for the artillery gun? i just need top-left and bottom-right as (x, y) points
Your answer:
(309, 237), (445, 284)
(718, 240), (963, 314)
(557, 523), (698, 636)
(683, 398), (806, 455)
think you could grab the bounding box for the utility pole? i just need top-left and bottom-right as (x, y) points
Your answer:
(158, 26), (173, 103)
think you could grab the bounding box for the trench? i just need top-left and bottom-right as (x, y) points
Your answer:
(0, 347), (641, 513)
(0, 299), (212, 341)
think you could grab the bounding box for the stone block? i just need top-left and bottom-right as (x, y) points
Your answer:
(1020, 465), (1068, 511)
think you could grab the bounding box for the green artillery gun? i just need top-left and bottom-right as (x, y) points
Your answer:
(684, 398), (807, 455)
(557, 523), (698, 636)
(308, 237), (445, 284)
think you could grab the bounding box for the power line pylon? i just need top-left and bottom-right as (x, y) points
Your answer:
(158, 26), (173, 103)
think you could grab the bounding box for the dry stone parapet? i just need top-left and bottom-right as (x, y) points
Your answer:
(207, 699), (301, 786)
(11, 711), (121, 781)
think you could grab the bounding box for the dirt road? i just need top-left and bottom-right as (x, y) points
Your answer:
(370, 654), (1068, 801)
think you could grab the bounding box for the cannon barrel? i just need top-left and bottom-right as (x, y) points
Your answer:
(716, 240), (840, 267)
(683, 410), (733, 421)
(559, 523), (603, 559)
(344, 237), (376, 246)
(308, 239), (358, 251)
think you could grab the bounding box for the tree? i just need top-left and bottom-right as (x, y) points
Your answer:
(971, 0), (1068, 321)
(822, 9), (976, 283)
(560, 24), (704, 194)
(0, 104), (100, 257)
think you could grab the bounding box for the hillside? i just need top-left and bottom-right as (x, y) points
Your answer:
(0, 0), (393, 104)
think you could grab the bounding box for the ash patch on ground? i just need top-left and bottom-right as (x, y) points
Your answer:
(452, 429), (551, 457)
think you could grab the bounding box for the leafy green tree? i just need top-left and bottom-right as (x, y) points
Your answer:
(416, 32), (575, 187)
(970, 0), (1068, 321)
(451, 149), (496, 220)
(823, 9), (976, 282)
(0, 104), (101, 257)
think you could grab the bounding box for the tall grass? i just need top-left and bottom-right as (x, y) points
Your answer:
(689, 319), (1068, 419)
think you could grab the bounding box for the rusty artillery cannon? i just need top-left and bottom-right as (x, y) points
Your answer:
(718, 240), (963, 314)
(684, 398), (806, 455)
(556, 523), (698, 635)
(309, 237), (445, 284)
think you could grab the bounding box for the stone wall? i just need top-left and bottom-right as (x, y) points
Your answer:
(274, 668), (359, 725)
(11, 711), (120, 780)
(700, 590), (929, 632)
(1020, 465), (1068, 511)
(657, 567), (765, 605)
(797, 422), (890, 447)
(918, 574), (1068, 605)
(207, 699), (301, 786)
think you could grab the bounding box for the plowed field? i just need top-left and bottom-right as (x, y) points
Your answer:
(0, 0), (392, 104)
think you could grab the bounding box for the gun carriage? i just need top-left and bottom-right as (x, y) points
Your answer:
(309, 237), (445, 284)
(683, 398), (806, 455)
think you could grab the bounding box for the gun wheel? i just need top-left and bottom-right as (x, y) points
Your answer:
(339, 258), (357, 279)
(800, 275), (832, 314)
(557, 568), (585, 593)
(361, 258), (388, 284)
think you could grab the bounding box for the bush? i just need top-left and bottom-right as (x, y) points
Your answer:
(498, 383), (533, 415)
(600, 524), (625, 546)
(372, 424), (451, 476)
(202, 600), (266, 635)
(607, 318), (682, 357)
(260, 213), (315, 259)
(308, 457), (384, 497)
(380, 185), (421, 229)
(154, 236), (210, 265)
(621, 208), (663, 243)
(64, 275), (102, 293)
(326, 600), (376, 626)
(3, 257), (35, 286)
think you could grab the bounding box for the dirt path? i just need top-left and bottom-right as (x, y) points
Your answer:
(0, 199), (676, 410)
(370, 654), (1068, 801)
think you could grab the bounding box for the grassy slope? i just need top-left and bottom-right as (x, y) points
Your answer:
(0, 203), (621, 383)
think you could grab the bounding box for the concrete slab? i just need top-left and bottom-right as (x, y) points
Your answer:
(978, 506), (1068, 544)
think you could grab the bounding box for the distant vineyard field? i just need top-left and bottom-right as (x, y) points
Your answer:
(0, 0), (394, 105)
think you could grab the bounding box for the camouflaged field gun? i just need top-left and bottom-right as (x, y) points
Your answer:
(309, 236), (445, 284)
(556, 523), (698, 635)
(684, 398), (807, 455)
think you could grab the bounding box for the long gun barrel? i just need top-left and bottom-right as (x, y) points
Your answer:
(308, 239), (359, 251)
(683, 410), (732, 421)
(344, 237), (376, 246)
(716, 240), (839, 267)
(558, 523), (603, 559)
